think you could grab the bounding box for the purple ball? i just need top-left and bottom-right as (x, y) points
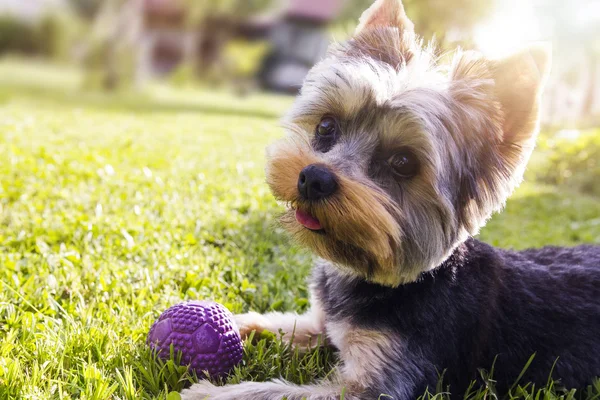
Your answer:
(147, 301), (243, 377)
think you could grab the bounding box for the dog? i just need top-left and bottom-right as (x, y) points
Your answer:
(182, 0), (600, 398)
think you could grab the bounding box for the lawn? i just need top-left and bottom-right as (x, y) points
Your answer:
(0, 59), (599, 399)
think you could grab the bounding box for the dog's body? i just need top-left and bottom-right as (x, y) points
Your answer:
(182, 0), (600, 398)
(313, 239), (600, 398)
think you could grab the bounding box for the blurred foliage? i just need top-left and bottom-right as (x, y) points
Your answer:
(405, 0), (493, 45)
(170, 40), (270, 90)
(168, 62), (199, 88)
(183, 0), (493, 47)
(0, 13), (84, 61)
(82, 0), (138, 91)
(68, 0), (104, 20)
(0, 16), (39, 55)
(182, 0), (275, 23)
(224, 41), (271, 78)
(82, 38), (136, 91)
(38, 13), (86, 61)
(529, 129), (600, 197)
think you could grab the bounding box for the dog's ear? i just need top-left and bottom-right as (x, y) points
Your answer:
(449, 44), (551, 231)
(452, 44), (551, 167)
(355, 0), (414, 35)
(492, 44), (551, 148)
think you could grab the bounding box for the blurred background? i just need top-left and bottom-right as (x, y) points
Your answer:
(0, 0), (598, 125)
(0, 0), (599, 199)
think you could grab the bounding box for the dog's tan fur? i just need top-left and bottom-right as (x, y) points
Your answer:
(266, 136), (402, 286)
(326, 320), (399, 391)
(235, 290), (326, 348)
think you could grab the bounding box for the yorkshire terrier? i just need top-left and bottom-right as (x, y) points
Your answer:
(182, 0), (600, 398)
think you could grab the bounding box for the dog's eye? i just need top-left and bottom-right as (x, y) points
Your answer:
(388, 150), (419, 178)
(316, 117), (337, 137)
(313, 116), (338, 153)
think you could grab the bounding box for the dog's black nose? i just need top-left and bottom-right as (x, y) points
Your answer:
(298, 164), (338, 201)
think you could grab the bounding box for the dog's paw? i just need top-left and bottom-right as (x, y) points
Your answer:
(180, 381), (272, 400)
(180, 380), (219, 400)
(234, 312), (272, 339)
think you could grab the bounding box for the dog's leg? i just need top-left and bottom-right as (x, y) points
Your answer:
(181, 319), (427, 400)
(234, 293), (325, 347)
(180, 377), (361, 400)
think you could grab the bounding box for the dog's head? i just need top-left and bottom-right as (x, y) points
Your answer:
(266, 0), (550, 286)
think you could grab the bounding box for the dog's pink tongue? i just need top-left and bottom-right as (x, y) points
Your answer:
(295, 209), (322, 230)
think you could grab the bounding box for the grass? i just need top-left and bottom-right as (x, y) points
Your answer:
(0, 58), (599, 399)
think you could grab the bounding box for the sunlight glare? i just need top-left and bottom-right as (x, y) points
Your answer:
(474, 0), (542, 58)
